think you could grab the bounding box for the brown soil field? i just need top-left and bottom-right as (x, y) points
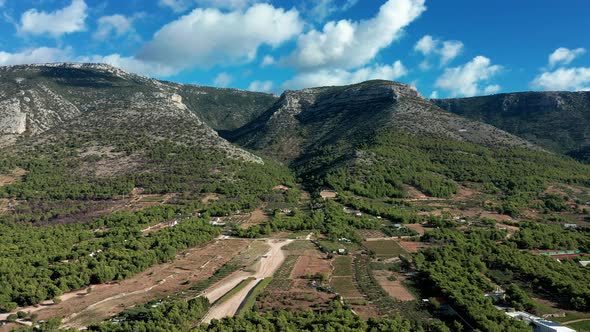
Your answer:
(239, 208), (270, 229)
(405, 223), (426, 236)
(397, 240), (430, 253)
(257, 246), (336, 314)
(373, 271), (415, 301)
(27, 238), (250, 329)
(480, 212), (515, 222)
(358, 229), (387, 239)
(402, 185), (428, 199)
(290, 249), (332, 279)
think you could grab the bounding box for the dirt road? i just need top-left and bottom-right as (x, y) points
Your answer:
(201, 239), (292, 323)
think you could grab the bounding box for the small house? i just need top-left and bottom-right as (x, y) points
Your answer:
(578, 261), (590, 267)
(337, 249), (347, 255)
(563, 223), (578, 229)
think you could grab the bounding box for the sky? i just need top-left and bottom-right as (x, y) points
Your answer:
(0, 0), (588, 98)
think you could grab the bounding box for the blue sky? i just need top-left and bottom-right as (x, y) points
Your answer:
(0, 0), (588, 97)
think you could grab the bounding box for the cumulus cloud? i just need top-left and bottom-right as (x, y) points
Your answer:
(286, 0), (425, 70)
(548, 47), (586, 68)
(435, 56), (502, 97)
(93, 14), (136, 41)
(283, 60), (407, 89)
(531, 67), (590, 91)
(414, 35), (436, 55)
(261, 55), (275, 66)
(248, 80), (273, 92)
(138, 4), (303, 70)
(0, 47), (72, 66)
(82, 54), (178, 77)
(429, 90), (438, 99)
(213, 72), (233, 87)
(483, 84), (501, 95)
(19, 0), (87, 37)
(414, 34), (463, 66)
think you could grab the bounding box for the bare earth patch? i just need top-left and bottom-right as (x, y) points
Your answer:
(373, 270), (415, 301)
(0, 167), (25, 186)
(397, 240), (430, 254)
(320, 190), (337, 199)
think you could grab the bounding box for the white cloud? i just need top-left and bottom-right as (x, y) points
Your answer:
(283, 60), (407, 89)
(196, 0), (259, 10)
(261, 55), (275, 66)
(531, 67), (590, 91)
(213, 72), (233, 87)
(159, 0), (260, 13)
(19, 0), (87, 37)
(0, 0), (5, 7)
(307, 0), (359, 22)
(439, 40), (463, 66)
(435, 56), (502, 97)
(548, 47), (586, 68)
(483, 84), (501, 95)
(83, 54), (178, 77)
(0, 47), (72, 66)
(414, 35), (435, 55)
(93, 14), (134, 41)
(286, 0), (425, 70)
(138, 4), (303, 70)
(429, 90), (438, 98)
(158, 0), (193, 13)
(0, 46), (177, 77)
(414, 34), (463, 66)
(248, 80), (273, 92)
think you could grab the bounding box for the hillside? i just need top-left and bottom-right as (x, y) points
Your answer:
(0, 63), (295, 225)
(228, 80), (590, 214)
(228, 80), (536, 161)
(432, 91), (590, 161)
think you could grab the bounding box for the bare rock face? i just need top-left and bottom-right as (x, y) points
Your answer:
(0, 63), (263, 163)
(229, 80), (537, 163)
(432, 91), (590, 155)
(0, 99), (27, 134)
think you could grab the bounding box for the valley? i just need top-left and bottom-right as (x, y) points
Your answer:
(0, 64), (589, 332)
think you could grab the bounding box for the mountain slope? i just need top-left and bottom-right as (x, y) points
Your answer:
(0, 63), (294, 225)
(228, 80), (590, 208)
(228, 80), (536, 163)
(432, 91), (590, 160)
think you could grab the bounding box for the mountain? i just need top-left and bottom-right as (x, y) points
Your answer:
(0, 63), (293, 225)
(228, 80), (590, 206)
(0, 63), (276, 148)
(432, 91), (590, 161)
(228, 80), (536, 163)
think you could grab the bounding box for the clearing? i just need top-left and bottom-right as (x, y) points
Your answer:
(363, 239), (407, 258)
(201, 239), (293, 323)
(373, 270), (415, 301)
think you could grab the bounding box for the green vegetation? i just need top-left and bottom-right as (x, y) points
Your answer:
(237, 278), (273, 315)
(364, 240), (407, 258)
(215, 277), (256, 305)
(333, 256), (353, 276)
(0, 206), (220, 311)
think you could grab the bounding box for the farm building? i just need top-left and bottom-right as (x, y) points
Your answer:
(578, 261), (590, 267)
(563, 223), (578, 229)
(505, 311), (575, 332)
